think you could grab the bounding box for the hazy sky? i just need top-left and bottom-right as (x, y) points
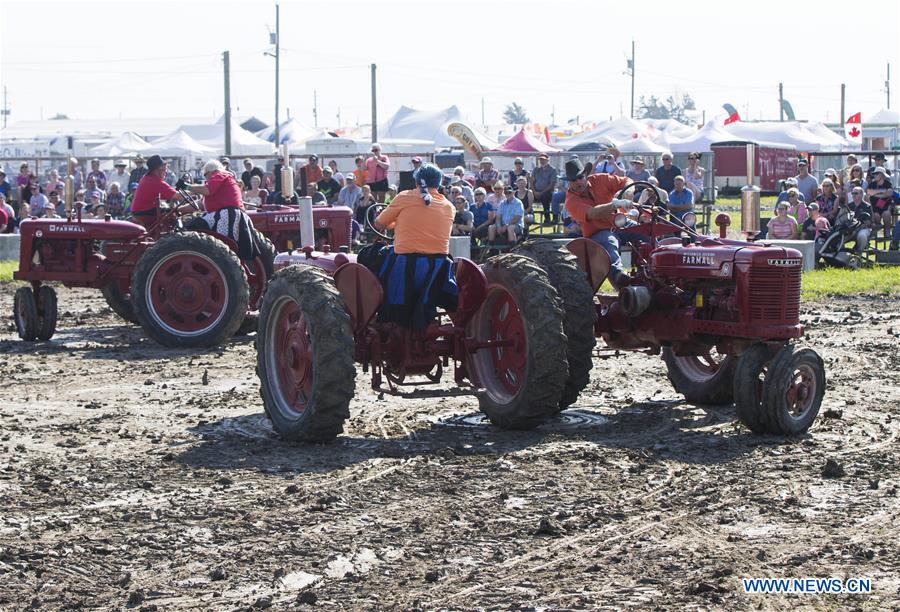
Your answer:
(1, 0), (897, 129)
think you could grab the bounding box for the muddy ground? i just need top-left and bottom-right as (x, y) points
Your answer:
(0, 286), (898, 611)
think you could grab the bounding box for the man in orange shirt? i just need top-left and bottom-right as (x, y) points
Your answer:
(373, 163), (457, 328)
(564, 158), (632, 288)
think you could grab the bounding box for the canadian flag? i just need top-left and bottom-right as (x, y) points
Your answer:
(844, 112), (862, 143)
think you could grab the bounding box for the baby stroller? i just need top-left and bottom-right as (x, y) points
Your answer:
(816, 209), (870, 269)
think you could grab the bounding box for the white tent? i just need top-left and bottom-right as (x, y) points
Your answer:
(559, 117), (650, 149)
(177, 119), (274, 156)
(88, 131), (153, 157)
(644, 118), (695, 142)
(669, 122), (736, 153)
(723, 121), (848, 151)
(256, 118), (317, 146)
(379, 106), (464, 149)
(149, 130), (217, 156)
(616, 136), (670, 154)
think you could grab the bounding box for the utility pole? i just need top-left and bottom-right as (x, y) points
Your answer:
(629, 40), (635, 119)
(1, 86), (9, 129)
(370, 63), (377, 143)
(887, 62), (892, 109)
(274, 2), (281, 146)
(313, 90), (318, 127)
(778, 82), (784, 121)
(840, 83), (845, 125)
(223, 51), (232, 156)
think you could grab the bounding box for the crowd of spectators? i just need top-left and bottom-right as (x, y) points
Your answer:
(767, 153), (899, 252)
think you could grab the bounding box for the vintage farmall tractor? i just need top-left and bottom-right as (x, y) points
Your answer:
(248, 201), (352, 253)
(13, 197), (274, 347)
(516, 180), (826, 436)
(254, 205), (570, 441)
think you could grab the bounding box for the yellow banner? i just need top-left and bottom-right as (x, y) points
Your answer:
(447, 122), (485, 159)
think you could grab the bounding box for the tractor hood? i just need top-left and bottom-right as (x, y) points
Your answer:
(274, 249), (356, 275)
(18, 218), (147, 241)
(248, 206), (353, 231)
(650, 238), (803, 280)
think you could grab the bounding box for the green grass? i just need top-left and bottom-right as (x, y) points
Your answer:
(0, 260), (17, 282)
(801, 266), (900, 301)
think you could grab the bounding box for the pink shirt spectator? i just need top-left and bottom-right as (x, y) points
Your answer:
(768, 215), (798, 239)
(365, 154), (389, 184)
(787, 201), (807, 224)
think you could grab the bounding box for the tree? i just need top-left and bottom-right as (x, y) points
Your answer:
(503, 102), (529, 124)
(636, 93), (696, 123)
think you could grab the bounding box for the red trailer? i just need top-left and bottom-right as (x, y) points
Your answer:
(711, 141), (797, 193)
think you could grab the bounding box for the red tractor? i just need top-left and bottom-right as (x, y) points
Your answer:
(254, 209), (571, 442)
(247, 203), (352, 253)
(517, 180), (826, 436)
(13, 200), (275, 347)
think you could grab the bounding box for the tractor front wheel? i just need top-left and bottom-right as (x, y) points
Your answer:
(101, 280), (138, 324)
(14, 287), (39, 341)
(467, 254), (568, 429)
(762, 345), (825, 435)
(662, 347), (736, 405)
(256, 264), (356, 442)
(131, 232), (249, 348)
(733, 343), (773, 434)
(35, 286), (58, 341)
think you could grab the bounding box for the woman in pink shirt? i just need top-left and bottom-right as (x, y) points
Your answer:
(365, 143), (390, 202)
(768, 202), (799, 239)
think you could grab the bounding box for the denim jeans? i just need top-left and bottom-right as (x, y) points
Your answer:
(588, 229), (624, 280)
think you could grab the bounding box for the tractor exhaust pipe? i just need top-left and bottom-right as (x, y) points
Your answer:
(620, 286), (652, 317)
(298, 196), (315, 248)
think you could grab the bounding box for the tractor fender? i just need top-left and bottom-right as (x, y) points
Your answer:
(565, 238), (610, 293)
(449, 258), (488, 327)
(333, 262), (383, 333)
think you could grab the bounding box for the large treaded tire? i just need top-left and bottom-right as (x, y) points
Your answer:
(468, 254), (568, 429)
(256, 265), (356, 442)
(256, 231), (277, 280)
(662, 347), (736, 405)
(761, 345), (825, 436)
(515, 238), (597, 410)
(733, 343), (771, 434)
(14, 287), (39, 341)
(131, 232), (249, 348)
(35, 285), (58, 341)
(101, 281), (138, 324)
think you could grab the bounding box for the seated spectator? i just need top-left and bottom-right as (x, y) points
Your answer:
(844, 164), (867, 200)
(866, 153), (891, 182)
(840, 154), (858, 185)
(801, 202), (830, 241)
(508, 157), (530, 187)
(866, 167), (895, 239)
(823, 168), (841, 194)
(0, 192), (14, 233)
(593, 147), (625, 176)
(486, 181), (505, 207)
(475, 157), (500, 191)
(42, 200), (60, 219)
(514, 176), (535, 225)
(785, 188), (808, 224)
(384, 184), (397, 205)
(451, 194), (474, 236)
(356, 184), (376, 226)
(844, 187), (874, 254)
(49, 191), (65, 217)
(0, 169), (11, 202)
(637, 176), (668, 207)
(87, 191), (104, 215)
(106, 182), (125, 218)
(338, 174), (364, 221)
(44, 169), (64, 198)
(317, 167), (341, 204)
(29, 183), (48, 217)
(17, 201), (31, 226)
(89, 202), (107, 219)
(470, 187), (494, 241)
(560, 201), (581, 237)
(667, 175), (694, 225)
(108, 160), (130, 193)
(16, 162), (34, 203)
(488, 186), (524, 245)
(84, 176), (105, 203)
(549, 187), (567, 227)
(73, 190), (88, 215)
(306, 182), (327, 206)
(450, 173), (474, 205)
(768, 202), (799, 239)
(0, 200), (7, 233)
(243, 175), (263, 208)
(683, 152), (705, 202)
(327, 160), (345, 187)
(777, 178), (805, 204)
(626, 157), (651, 195)
(88, 158), (107, 190)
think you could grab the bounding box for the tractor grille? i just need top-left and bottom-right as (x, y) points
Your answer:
(748, 267), (801, 322)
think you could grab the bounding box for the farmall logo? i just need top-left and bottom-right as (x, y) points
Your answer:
(767, 258), (801, 267)
(273, 214), (299, 224)
(318, 219), (328, 228)
(682, 253), (716, 266)
(48, 224), (86, 233)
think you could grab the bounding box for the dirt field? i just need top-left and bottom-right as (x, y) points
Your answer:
(1, 286), (898, 610)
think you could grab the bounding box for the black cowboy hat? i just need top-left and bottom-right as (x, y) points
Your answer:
(565, 158), (594, 182)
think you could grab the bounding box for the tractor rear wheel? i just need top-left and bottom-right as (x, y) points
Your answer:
(35, 286), (58, 341)
(515, 238), (597, 410)
(762, 345), (825, 435)
(14, 287), (39, 341)
(733, 343), (772, 434)
(662, 347), (736, 405)
(256, 264), (355, 442)
(468, 254), (568, 429)
(131, 232), (249, 348)
(101, 280), (138, 324)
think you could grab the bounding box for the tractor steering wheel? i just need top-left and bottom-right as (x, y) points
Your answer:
(365, 203), (394, 243)
(617, 180), (659, 211)
(616, 180), (700, 236)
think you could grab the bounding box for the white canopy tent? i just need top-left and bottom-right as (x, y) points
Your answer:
(379, 106), (464, 149)
(559, 117), (650, 149)
(149, 130), (217, 158)
(256, 118), (317, 146)
(616, 136), (671, 155)
(177, 118), (275, 156)
(669, 122), (736, 153)
(723, 121), (848, 151)
(88, 131), (153, 157)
